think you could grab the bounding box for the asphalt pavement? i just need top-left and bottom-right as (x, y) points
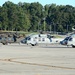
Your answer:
(0, 44), (75, 75)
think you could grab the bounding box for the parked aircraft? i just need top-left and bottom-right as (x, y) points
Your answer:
(67, 34), (75, 48)
(60, 26), (75, 48)
(21, 34), (63, 46)
(60, 36), (69, 45)
(60, 33), (75, 48)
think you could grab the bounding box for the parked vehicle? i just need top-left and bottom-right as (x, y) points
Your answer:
(0, 37), (14, 45)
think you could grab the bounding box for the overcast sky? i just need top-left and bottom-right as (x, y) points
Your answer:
(0, 0), (75, 7)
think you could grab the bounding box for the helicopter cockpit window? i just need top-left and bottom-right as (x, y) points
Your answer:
(69, 37), (73, 41)
(38, 34), (41, 37)
(27, 37), (31, 40)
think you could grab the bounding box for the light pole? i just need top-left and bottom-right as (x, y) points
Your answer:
(72, 26), (75, 33)
(67, 24), (68, 33)
(42, 7), (46, 32)
(50, 22), (52, 33)
(38, 21), (40, 32)
(44, 18), (45, 31)
(43, 18), (46, 32)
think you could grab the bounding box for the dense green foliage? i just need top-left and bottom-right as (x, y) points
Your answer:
(0, 1), (75, 32)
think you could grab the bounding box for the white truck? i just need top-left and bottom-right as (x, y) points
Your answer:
(21, 34), (63, 46)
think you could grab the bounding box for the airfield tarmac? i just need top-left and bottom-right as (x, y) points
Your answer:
(0, 43), (75, 75)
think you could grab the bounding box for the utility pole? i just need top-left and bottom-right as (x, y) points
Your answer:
(43, 18), (46, 32)
(67, 24), (68, 33)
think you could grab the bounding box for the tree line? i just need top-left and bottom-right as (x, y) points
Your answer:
(0, 1), (75, 32)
